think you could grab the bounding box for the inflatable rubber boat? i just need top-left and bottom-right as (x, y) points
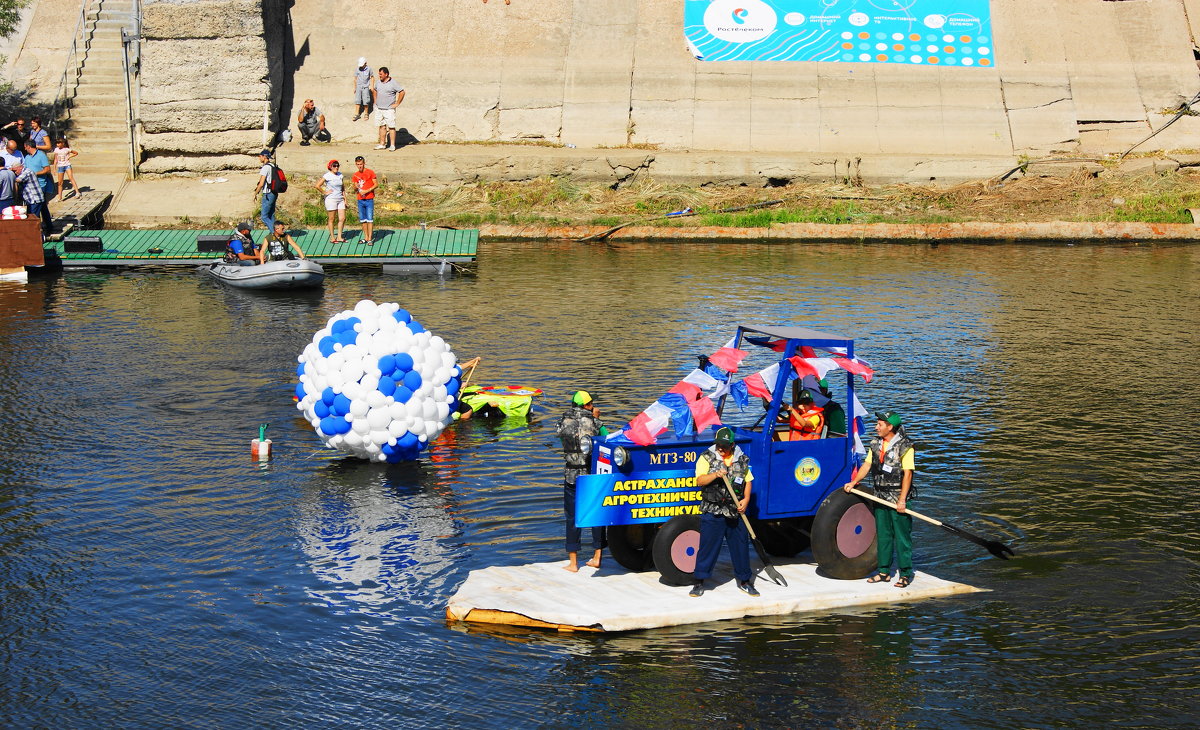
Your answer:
(203, 258), (325, 289)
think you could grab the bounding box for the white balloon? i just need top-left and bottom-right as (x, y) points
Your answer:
(366, 389), (387, 409)
(422, 400), (437, 420)
(367, 407), (391, 430)
(353, 418), (371, 435)
(344, 430), (363, 447)
(388, 402), (408, 421)
(436, 401), (449, 421)
(369, 430), (390, 446)
(354, 299), (378, 315)
(434, 385), (447, 401)
(349, 399), (369, 417)
(388, 420), (408, 437)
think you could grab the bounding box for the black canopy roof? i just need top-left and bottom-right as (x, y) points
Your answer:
(739, 325), (853, 348)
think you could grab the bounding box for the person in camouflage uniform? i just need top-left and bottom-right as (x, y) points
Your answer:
(690, 426), (758, 597)
(843, 410), (917, 587)
(556, 390), (606, 572)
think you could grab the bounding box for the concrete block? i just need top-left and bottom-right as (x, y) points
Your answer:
(692, 99), (751, 151)
(876, 106), (944, 155)
(140, 129), (268, 154)
(142, 0), (263, 39)
(818, 105), (880, 154)
(498, 107), (562, 141)
(1116, 0), (1200, 112)
(629, 99), (695, 148)
(750, 97), (819, 153)
(141, 100), (269, 133)
(817, 66), (878, 107)
(562, 101), (628, 147)
(1007, 101), (1080, 154)
(139, 154), (259, 174)
(1116, 157), (1182, 176)
(942, 107), (1013, 155)
(1055, 1), (1145, 121)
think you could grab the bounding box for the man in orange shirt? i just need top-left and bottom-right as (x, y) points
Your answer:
(352, 155), (377, 245)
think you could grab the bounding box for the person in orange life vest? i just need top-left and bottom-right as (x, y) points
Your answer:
(843, 411), (917, 588)
(783, 388), (824, 441)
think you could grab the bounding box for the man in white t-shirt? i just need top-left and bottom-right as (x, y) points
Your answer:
(372, 66), (405, 151)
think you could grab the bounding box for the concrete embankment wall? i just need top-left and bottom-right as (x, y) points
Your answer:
(74, 0), (1200, 175)
(280, 0), (1200, 157)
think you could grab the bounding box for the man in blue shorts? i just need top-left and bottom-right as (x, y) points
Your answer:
(352, 155), (377, 245)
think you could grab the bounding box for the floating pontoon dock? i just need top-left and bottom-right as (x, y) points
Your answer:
(446, 560), (983, 632)
(48, 227), (478, 271)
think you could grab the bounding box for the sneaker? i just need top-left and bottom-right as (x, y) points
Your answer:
(299, 140), (310, 146)
(738, 581), (760, 597)
(374, 144), (386, 150)
(688, 581), (704, 597)
(387, 145), (396, 151)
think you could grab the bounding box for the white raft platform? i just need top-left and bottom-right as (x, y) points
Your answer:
(446, 559), (984, 633)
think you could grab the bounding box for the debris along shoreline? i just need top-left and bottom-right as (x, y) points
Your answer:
(264, 165), (1200, 243)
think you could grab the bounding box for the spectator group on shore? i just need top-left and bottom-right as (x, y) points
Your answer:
(1, 116), (82, 237)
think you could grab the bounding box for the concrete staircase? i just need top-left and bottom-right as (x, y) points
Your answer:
(60, 0), (137, 177)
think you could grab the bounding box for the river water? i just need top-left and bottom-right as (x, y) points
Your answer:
(0, 241), (1196, 728)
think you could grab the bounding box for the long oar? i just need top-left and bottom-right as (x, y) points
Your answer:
(849, 488), (1015, 560)
(723, 478), (788, 586)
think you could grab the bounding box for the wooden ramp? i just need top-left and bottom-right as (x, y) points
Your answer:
(50, 227), (478, 269)
(446, 560), (984, 633)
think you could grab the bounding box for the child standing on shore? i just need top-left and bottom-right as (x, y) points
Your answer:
(53, 138), (79, 200)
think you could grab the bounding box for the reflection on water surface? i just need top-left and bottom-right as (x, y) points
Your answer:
(0, 242), (1196, 727)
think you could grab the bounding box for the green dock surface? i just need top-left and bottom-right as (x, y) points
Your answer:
(50, 228), (478, 267)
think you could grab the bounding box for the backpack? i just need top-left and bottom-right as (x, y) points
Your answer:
(268, 163), (288, 193)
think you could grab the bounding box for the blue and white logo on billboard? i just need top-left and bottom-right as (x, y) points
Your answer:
(685, 0), (993, 67)
(794, 457), (821, 486)
(702, 0), (777, 43)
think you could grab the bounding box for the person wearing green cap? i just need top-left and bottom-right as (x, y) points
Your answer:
(843, 411), (917, 587)
(690, 426), (758, 597)
(556, 390), (606, 572)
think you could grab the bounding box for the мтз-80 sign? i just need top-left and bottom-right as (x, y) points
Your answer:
(684, 0), (993, 67)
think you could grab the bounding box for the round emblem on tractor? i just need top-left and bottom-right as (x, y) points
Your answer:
(794, 457), (821, 486)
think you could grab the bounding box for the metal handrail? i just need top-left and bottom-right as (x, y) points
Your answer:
(122, 0), (141, 178)
(50, 0), (96, 139)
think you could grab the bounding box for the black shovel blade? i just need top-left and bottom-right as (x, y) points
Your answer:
(750, 537), (788, 586)
(941, 523), (1015, 560)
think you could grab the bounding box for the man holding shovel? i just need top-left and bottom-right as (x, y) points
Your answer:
(690, 427), (758, 597)
(844, 411), (917, 587)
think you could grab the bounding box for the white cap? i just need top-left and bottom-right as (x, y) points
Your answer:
(358, 57), (367, 67)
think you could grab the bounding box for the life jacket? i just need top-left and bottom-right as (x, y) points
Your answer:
(264, 232), (294, 262)
(556, 405), (602, 468)
(869, 432), (917, 500)
(697, 445), (751, 518)
(788, 405), (825, 440)
(224, 232), (255, 263)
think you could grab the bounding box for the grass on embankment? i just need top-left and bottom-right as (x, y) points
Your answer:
(255, 167), (1200, 231)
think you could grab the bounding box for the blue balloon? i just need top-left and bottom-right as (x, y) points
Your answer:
(318, 336), (337, 357)
(398, 433), (419, 450)
(378, 354), (396, 376)
(332, 393), (352, 416)
(394, 386), (413, 403)
(403, 370), (423, 391)
(338, 328), (358, 346)
(393, 309), (412, 324)
(378, 376), (396, 397)
(294, 382), (307, 400)
(446, 377), (460, 397)
(322, 387), (336, 406)
(320, 415), (351, 435)
(409, 321), (425, 334)
(297, 362), (306, 376)
(452, 365), (461, 378)
(393, 352), (414, 372)
(381, 442), (399, 456)
(385, 452), (405, 463)
(332, 316), (360, 334)
(314, 400), (330, 418)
